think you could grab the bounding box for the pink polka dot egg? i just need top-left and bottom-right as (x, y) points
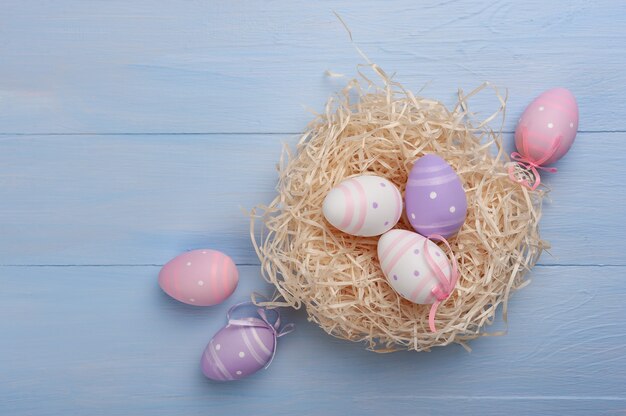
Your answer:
(322, 175), (403, 237)
(515, 88), (579, 165)
(158, 249), (238, 306)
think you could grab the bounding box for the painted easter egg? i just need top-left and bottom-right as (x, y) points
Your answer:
(515, 88), (579, 165)
(322, 175), (403, 237)
(405, 154), (467, 238)
(201, 317), (275, 381)
(158, 249), (238, 306)
(377, 229), (452, 304)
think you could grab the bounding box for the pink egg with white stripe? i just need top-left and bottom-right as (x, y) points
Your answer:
(322, 175), (403, 237)
(158, 249), (238, 306)
(377, 229), (452, 304)
(515, 88), (579, 166)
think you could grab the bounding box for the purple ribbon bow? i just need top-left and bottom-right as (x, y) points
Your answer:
(226, 302), (295, 369)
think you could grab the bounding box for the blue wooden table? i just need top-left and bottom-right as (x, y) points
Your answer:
(1, 1), (625, 415)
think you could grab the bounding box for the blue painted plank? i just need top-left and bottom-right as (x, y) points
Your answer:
(0, 0), (625, 133)
(1, 1), (625, 414)
(0, 133), (624, 266)
(1, 264), (625, 415)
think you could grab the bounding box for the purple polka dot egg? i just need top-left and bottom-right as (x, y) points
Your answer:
(322, 175), (403, 237)
(377, 229), (452, 304)
(200, 306), (293, 381)
(158, 249), (238, 306)
(405, 154), (467, 238)
(201, 318), (275, 381)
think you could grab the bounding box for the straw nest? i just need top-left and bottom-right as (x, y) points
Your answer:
(250, 66), (548, 352)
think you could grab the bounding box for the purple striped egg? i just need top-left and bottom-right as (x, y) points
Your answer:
(378, 229), (452, 304)
(405, 155), (467, 238)
(322, 175), (403, 237)
(201, 317), (275, 381)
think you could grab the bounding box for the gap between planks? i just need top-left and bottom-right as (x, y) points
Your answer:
(360, 395), (626, 401)
(0, 130), (624, 137)
(0, 263), (623, 268)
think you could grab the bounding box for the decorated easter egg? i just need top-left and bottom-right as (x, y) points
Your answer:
(515, 88), (579, 165)
(158, 249), (238, 306)
(201, 317), (275, 381)
(201, 304), (294, 381)
(322, 175), (403, 237)
(377, 229), (452, 304)
(405, 154), (467, 238)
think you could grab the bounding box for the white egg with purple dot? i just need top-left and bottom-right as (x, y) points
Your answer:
(323, 175), (403, 237)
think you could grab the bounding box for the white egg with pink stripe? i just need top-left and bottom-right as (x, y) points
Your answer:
(377, 229), (452, 304)
(158, 249), (238, 306)
(323, 175), (403, 237)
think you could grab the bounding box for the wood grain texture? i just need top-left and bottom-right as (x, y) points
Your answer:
(1, 0), (625, 415)
(0, 133), (624, 266)
(1, 265), (625, 416)
(0, 0), (625, 134)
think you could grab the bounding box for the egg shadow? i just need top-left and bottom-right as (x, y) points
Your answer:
(151, 282), (231, 338)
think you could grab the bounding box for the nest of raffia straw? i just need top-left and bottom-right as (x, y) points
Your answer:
(249, 65), (549, 352)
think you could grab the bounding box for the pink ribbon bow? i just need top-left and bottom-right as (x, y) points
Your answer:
(226, 302), (295, 369)
(508, 126), (561, 190)
(423, 234), (459, 333)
